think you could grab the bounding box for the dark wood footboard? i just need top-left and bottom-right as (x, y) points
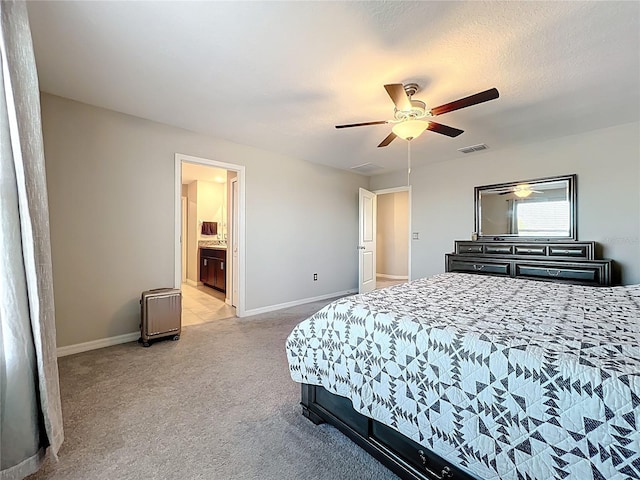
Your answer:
(300, 383), (476, 480)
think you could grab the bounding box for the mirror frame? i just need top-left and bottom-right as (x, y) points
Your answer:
(474, 174), (577, 241)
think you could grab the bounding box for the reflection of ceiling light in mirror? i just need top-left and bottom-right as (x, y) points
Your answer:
(514, 184), (533, 198)
(392, 120), (429, 140)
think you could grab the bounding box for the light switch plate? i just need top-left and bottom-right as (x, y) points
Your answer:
(412, 232), (419, 240)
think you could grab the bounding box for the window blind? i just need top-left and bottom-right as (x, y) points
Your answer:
(516, 200), (570, 236)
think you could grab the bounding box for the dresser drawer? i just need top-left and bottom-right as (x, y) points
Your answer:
(548, 245), (590, 259)
(484, 244), (513, 255)
(372, 421), (464, 479)
(515, 263), (602, 285)
(514, 245), (547, 256)
(456, 244), (484, 254)
(448, 258), (511, 276)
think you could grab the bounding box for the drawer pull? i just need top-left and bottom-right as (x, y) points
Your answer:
(473, 264), (485, 271)
(418, 450), (453, 479)
(547, 269), (562, 276)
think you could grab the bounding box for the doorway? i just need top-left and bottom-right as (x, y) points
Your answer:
(174, 153), (246, 320)
(357, 186), (411, 293)
(375, 187), (410, 290)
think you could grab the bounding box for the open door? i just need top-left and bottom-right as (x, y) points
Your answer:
(358, 188), (377, 293)
(181, 197), (187, 283)
(231, 177), (239, 307)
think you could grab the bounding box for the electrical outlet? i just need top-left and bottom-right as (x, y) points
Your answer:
(412, 232), (419, 240)
(313, 273), (318, 281)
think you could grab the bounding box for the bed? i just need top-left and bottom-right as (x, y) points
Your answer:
(285, 272), (640, 480)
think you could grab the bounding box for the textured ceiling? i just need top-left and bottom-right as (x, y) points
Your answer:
(27, 1), (640, 175)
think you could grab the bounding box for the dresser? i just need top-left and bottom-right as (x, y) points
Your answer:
(446, 240), (612, 286)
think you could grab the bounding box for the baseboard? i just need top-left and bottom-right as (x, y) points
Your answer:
(57, 290), (356, 356)
(376, 274), (409, 280)
(185, 279), (199, 287)
(57, 332), (139, 357)
(242, 289), (357, 317)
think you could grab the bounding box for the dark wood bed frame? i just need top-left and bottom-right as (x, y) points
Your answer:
(297, 239), (613, 480)
(301, 383), (474, 480)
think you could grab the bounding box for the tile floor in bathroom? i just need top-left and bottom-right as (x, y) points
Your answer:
(181, 283), (236, 326)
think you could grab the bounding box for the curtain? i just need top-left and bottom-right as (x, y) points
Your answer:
(0, 1), (64, 479)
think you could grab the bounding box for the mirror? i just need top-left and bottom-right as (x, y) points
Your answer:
(475, 174), (576, 240)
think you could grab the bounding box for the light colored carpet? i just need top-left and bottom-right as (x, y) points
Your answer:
(29, 298), (399, 480)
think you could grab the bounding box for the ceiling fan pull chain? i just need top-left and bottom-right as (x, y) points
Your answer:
(407, 140), (412, 186)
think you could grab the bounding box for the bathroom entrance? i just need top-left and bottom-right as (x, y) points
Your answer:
(175, 154), (245, 323)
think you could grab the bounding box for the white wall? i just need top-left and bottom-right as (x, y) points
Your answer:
(41, 94), (368, 347)
(370, 122), (640, 285)
(376, 192), (409, 277)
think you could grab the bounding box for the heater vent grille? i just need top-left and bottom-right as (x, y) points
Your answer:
(458, 143), (488, 154)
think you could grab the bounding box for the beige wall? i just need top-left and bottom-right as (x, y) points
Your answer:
(370, 122), (640, 285)
(376, 192), (409, 277)
(42, 93), (368, 347)
(186, 181), (198, 282)
(196, 180), (225, 241)
(184, 179), (226, 284)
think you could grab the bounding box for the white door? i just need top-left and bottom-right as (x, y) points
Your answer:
(181, 196), (187, 283)
(359, 188), (377, 293)
(231, 177), (239, 307)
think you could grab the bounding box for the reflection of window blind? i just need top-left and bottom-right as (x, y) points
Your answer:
(516, 200), (570, 236)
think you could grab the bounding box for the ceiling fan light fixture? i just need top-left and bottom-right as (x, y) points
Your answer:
(514, 184), (533, 198)
(392, 119), (429, 141)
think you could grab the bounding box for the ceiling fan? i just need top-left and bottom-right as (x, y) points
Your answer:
(497, 184), (542, 198)
(335, 83), (499, 147)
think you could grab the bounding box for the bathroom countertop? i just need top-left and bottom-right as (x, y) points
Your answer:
(199, 241), (227, 249)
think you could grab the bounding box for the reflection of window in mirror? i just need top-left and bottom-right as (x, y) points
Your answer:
(512, 199), (570, 236)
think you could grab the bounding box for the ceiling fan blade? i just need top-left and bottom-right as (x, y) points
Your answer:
(498, 188), (543, 196)
(427, 122), (464, 137)
(384, 84), (412, 111)
(335, 120), (388, 129)
(377, 132), (397, 147)
(430, 88), (499, 116)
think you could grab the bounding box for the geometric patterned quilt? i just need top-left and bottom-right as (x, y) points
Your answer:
(286, 273), (640, 479)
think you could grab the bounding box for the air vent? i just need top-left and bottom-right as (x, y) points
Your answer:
(350, 163), (384, 174)
(458, 143), (488, 154)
